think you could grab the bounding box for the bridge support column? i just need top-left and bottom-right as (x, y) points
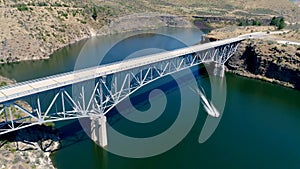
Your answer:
(213, 63), (225, 77)
(91, 115), (108, 147)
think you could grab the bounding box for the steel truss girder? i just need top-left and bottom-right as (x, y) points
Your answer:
(0, 42), (240, 135)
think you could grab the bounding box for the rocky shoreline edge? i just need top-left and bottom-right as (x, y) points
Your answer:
(0, 13), (195, 169)
(0, 124), (60, 169)
(0, 19), (299, 169)
(226, 39), (300, 90)
(205, 26), (300, 90)
(0, 12), (194, 64)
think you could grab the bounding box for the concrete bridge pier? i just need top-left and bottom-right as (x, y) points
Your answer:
(213, 63), (225, 77)
(91, 115), (108, 147)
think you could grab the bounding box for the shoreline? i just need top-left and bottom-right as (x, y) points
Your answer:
(0, 14), (196, 169)
(0, 18), (299, 169)
(205, 26), (300, 91)
(0, 124), (60, 169)
(226, 70), (296, 89)
(229, 39), (299, 90)
(0, 12), (194, 65)
(2, 29), (299, 92)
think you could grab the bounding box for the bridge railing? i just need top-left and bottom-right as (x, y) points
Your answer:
(0, 35), (248, 135)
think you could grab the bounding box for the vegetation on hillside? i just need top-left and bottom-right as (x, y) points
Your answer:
(0, 0), (299, 64)
(270, 16), (286, 30)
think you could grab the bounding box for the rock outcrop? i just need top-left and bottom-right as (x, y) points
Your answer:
(97, 13), (193, 36)
(205, 26), (300, 90)
(226, 39), (300, 89)
(0, 124), (60, 169)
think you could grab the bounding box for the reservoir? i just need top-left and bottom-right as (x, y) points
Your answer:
(0, 27), (299, 169)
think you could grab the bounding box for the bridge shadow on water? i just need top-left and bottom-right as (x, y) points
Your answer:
(53, 119), (91, 151)
(53, 64), (211, 150)
(0, 64), (212, 153)
(0, 123), (60, 152)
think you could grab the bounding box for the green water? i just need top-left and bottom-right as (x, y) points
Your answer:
(1, 27), (299, 169)
(51, 72), (300, 169)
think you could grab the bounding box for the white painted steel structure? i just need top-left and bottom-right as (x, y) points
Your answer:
(0, 35), (249, 135)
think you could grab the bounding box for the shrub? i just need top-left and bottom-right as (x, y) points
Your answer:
(92, 7), (97, 20)
(72, 10), (77, 17)
(238, 20), (249, 26)
(0, 81), (7, 87)
(267, 41), (274, 45)
(16, 4), (28, 11)
(37, 2), (47, 6)
(278, 18), (285, 30)
(252, 20), (262, 26)
(61, 12), (68, 19)
(58, 28), (65, 32)
(270, 16), (285, 30)
(52, 2), (62, 7)
(27, 2), (35, 6)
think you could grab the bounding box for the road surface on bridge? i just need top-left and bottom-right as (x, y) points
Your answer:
(0, 33), (260, 103)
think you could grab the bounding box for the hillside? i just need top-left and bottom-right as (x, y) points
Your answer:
(0, 1), (300, 168)
(227, 38), (300, 90)
(0, 0), (300, 63)
(205, 26), (300, 89)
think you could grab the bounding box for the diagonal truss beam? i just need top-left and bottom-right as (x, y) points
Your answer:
(0, 41), (240, 135)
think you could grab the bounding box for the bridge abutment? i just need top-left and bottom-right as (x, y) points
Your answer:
(213, 63), (225, 77)
(91, 115), (108, 147)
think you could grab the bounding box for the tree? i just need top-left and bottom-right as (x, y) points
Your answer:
(270, 17), (279, 26)
(278, 18), (285, 30)
(270, 16), (285, 30)
(238, 20), (250, 26)
(92, 7), (97, 21)
(252, 20), (262, 26)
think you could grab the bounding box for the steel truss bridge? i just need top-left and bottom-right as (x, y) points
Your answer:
(0, 35), (252, 136)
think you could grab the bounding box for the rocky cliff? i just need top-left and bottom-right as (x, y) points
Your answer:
(0, 125), (60, 169)
(205, 26), (300, 90)
(226, 39), (300, 90)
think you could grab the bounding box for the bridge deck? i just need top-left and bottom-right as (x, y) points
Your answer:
(0, 35), (249, 103)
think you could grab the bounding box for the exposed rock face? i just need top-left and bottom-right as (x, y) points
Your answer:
(0, 77), (60, 169)
(226, 39), (300, 89)
(0, 0), (194, 64)
(97, 13), (193, 36)
(0, 125), (60, 169)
